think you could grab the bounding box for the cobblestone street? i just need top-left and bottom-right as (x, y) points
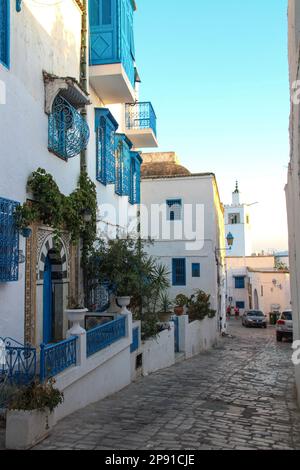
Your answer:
(30, 321), (300, 449)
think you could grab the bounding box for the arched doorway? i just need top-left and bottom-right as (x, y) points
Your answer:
(254, 289), (259, 310)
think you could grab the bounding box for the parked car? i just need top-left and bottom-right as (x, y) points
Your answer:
(242, 310), (267, 328)
(276, 310), (293, 342)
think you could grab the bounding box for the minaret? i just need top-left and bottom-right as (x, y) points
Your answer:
(232, 181), (240, 205)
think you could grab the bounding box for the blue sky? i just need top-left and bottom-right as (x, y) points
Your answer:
(135, 0), (289, 252)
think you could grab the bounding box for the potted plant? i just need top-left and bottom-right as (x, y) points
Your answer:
(188, 290), (216, 322)
(6, 379), (63, 450)
(65, 296), (88, 334)
(158, 294), (173, 322)
(14, 204), (37, 239)
(174, 294), (189, 316)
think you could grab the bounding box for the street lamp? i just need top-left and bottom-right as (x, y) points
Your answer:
(226, 232), (234, 249)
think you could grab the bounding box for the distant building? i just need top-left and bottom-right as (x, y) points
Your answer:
(224, 183), (253, 257)
(141, 152), (226, 331)
(226, 256), (291, 315)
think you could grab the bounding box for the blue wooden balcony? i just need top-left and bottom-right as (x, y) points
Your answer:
(125, 102), (158, 148)
(89, 0), (137, 104)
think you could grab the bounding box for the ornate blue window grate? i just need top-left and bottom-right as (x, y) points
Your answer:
(48, 95), (90, 160)
(172, 258), (186, 287)
(0, 0), (9, 68)
(115, 134), (132, 196)
(0, 337), (37, 387)
(125, 102), (157, 137)
(86, 316), (126, 357)
(40, 336), (77, 382)
(0, 197), (19, 283)
(95, 108), (118, 185)
(130, 326), (139, 353)
(129, 152), (142, 205)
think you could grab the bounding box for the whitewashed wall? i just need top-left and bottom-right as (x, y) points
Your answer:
(178, 315), (218, 359)
(142, 324), (175, 376)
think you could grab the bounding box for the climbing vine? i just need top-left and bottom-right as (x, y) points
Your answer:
(15, 168), (97, 263)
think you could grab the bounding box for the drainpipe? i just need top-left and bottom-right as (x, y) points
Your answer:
(80, 0), (88, 173)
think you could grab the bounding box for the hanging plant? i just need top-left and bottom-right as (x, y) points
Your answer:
(15, 168), (97, 262)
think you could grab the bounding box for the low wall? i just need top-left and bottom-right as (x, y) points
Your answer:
(178, 315), (218, 359)
(142, 324), (175, 376)
(52, 313), (133, 423)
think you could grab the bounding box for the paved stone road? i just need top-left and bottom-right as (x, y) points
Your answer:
(31, 321), (300, 449)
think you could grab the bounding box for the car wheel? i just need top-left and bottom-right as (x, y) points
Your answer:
(277, 333), (283, 342)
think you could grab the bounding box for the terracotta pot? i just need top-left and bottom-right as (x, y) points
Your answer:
(174, 306), (184, 316)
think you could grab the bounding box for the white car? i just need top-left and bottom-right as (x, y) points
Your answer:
(276, 310), (293, 342)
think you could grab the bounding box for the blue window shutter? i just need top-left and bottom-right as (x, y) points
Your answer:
(0, 197), (19, 282)
(235, 276), (245, 289)
(129, 152), (141, 205)
(172, 259), (186, 286)
(192, 263), (200, 278)
(114, 134), (132, 196)
(236, 301), (245, 309)
(95, 109), (118, 185)
(0, 0), (10, 68)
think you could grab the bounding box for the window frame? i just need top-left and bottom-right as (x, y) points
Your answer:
(172, 258), (186, 287)
(235, 276), (245, 289)
(0, 0), (10, 69)
(192, 263), (200, 278)
(166, 199), (182, 221)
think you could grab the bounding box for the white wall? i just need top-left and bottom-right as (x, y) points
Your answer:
(142, 325), (175, 376)
(178, 315), (218, 359)
(248, 271), (291, 314)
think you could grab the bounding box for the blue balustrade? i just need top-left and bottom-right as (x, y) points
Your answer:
(86, 316), (126, 358)
(125, 102), (157, 137)
(40, 336), (77, 382)
(130, 326), (139, 353)
(0, 337), (36, 386)
(48, 95), (90, 160)
(89, 0), (136, 88)
(0, 197), (19, 283)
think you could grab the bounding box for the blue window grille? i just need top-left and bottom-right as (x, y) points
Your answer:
(130, 326), (139, 353)
(167, 199), (182, 221)
(115, 133), (132, 196)
(86, 316), (126, 357)
(172, 258), (186, 286)
(192, 263), (200, 278)
(0, 197), (19, 283)
(129, 151), (142, 205)
(40, 336), (77, 382)
(235, 276), (245, 289)
(95, 108), (118, 185)
(48, 95), (90, 160)
(89, 0), (136, 87)
(236, 301), (245, 310)
(125, 102), (157, 137)
(0, 0), (9, 68)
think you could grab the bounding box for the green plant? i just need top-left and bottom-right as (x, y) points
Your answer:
(159, 293), (173, 313)
(188, 290), (216, 322)
(175, 294), (189, 307)
(8, 379), (64, 413)
(67, 295), (85, 310)
(14, 169), (97, 263)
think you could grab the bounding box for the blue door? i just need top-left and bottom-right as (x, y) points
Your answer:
(89, 0), (117, 65)
(43, 256), (53, 344)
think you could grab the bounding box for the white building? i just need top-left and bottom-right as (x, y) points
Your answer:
(286, 0), (300, 405)
(226, 256), (291, 316)
(141, 152), (226, 331)
(0, 0), (157, 345)
(224, 183), (253, 257)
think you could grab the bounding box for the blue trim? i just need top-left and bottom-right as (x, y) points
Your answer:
(130, 326), (139, 353)
(0, 0), (10, 69)
(172, 258), (186, 287)
(115, 133), (133, 196)
(95, 108), (118, 185)
(129, 151), (141, 205)
(86, 317), (126, 357)
(40, 336), (77, 382)
(0, 196), (19, 283)
(235, 276), (245, 289)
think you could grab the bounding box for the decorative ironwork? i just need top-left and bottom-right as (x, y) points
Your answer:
(40, 336), (77, 382)
(130, 326), (139, 353)
(129, 152), (141, 205)
(48, 95), (90, 160)
(86, 317), (126, 357)
(88, 282), (111, 313)
(0, 337), (36, 386)
(125, 102), (157, 136)
(115, 134), (132, 196)
(0, 197), (19, 282)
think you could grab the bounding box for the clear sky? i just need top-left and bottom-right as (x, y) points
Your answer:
(135, 0), (290, 253)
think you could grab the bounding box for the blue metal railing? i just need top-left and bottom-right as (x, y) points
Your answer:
(40, 336), (77, 382)
(125, 102), (157, 137)
(86, 317), (126, 358)
(130, 326), (139, 353)
(0, 337), (36, 386)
